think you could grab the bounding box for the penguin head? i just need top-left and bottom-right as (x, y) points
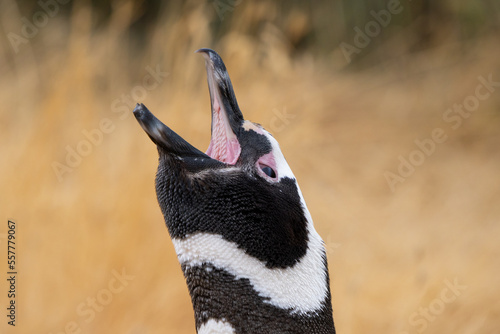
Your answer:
(133, 48), (312, 268)
(133, 50), (335, 331)
(134, 49), (290, 185)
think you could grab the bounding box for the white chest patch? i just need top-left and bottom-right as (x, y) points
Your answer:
(172, 223), (328, 314)
(198, 319), (235, 334)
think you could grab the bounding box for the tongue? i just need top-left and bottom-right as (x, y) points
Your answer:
(205, 136), (240, 165)
(205, 99), (241, 165)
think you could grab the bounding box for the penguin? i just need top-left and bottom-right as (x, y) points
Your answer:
(133, 49), (336, 334)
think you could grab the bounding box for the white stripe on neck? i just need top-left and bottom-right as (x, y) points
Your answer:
(198, 319), (235, 334)
(172, 224), (327, 314)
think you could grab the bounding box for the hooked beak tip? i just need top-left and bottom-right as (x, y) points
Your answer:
(196, 48), (225, 70)
(195, 48), (212, 55)
(133, 103), (148, 119)
(132, 103), (159, 142)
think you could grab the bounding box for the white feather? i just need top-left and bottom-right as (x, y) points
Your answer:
(198, 319), (235, 334)
(172, 223), (327, 314)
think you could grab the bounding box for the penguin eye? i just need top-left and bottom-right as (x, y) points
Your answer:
(260, 165), (276, 178)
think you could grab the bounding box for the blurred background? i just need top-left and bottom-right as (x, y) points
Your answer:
(1, 0), (499, 333)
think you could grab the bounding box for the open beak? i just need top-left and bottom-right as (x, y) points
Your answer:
(133, 103), (209, 159)
(133, 48), (243, 166)
(196, 48), (243, 165)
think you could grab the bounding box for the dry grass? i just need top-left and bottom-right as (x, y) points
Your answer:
(1, 1), (499, 333)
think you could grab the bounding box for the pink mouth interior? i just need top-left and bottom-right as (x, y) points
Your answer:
(205, 97), (241, 165)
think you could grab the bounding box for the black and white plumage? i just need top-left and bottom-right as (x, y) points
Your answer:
(133, 49), (336, 334)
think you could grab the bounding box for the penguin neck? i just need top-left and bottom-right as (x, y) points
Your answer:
(172, 232), (336, 333)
